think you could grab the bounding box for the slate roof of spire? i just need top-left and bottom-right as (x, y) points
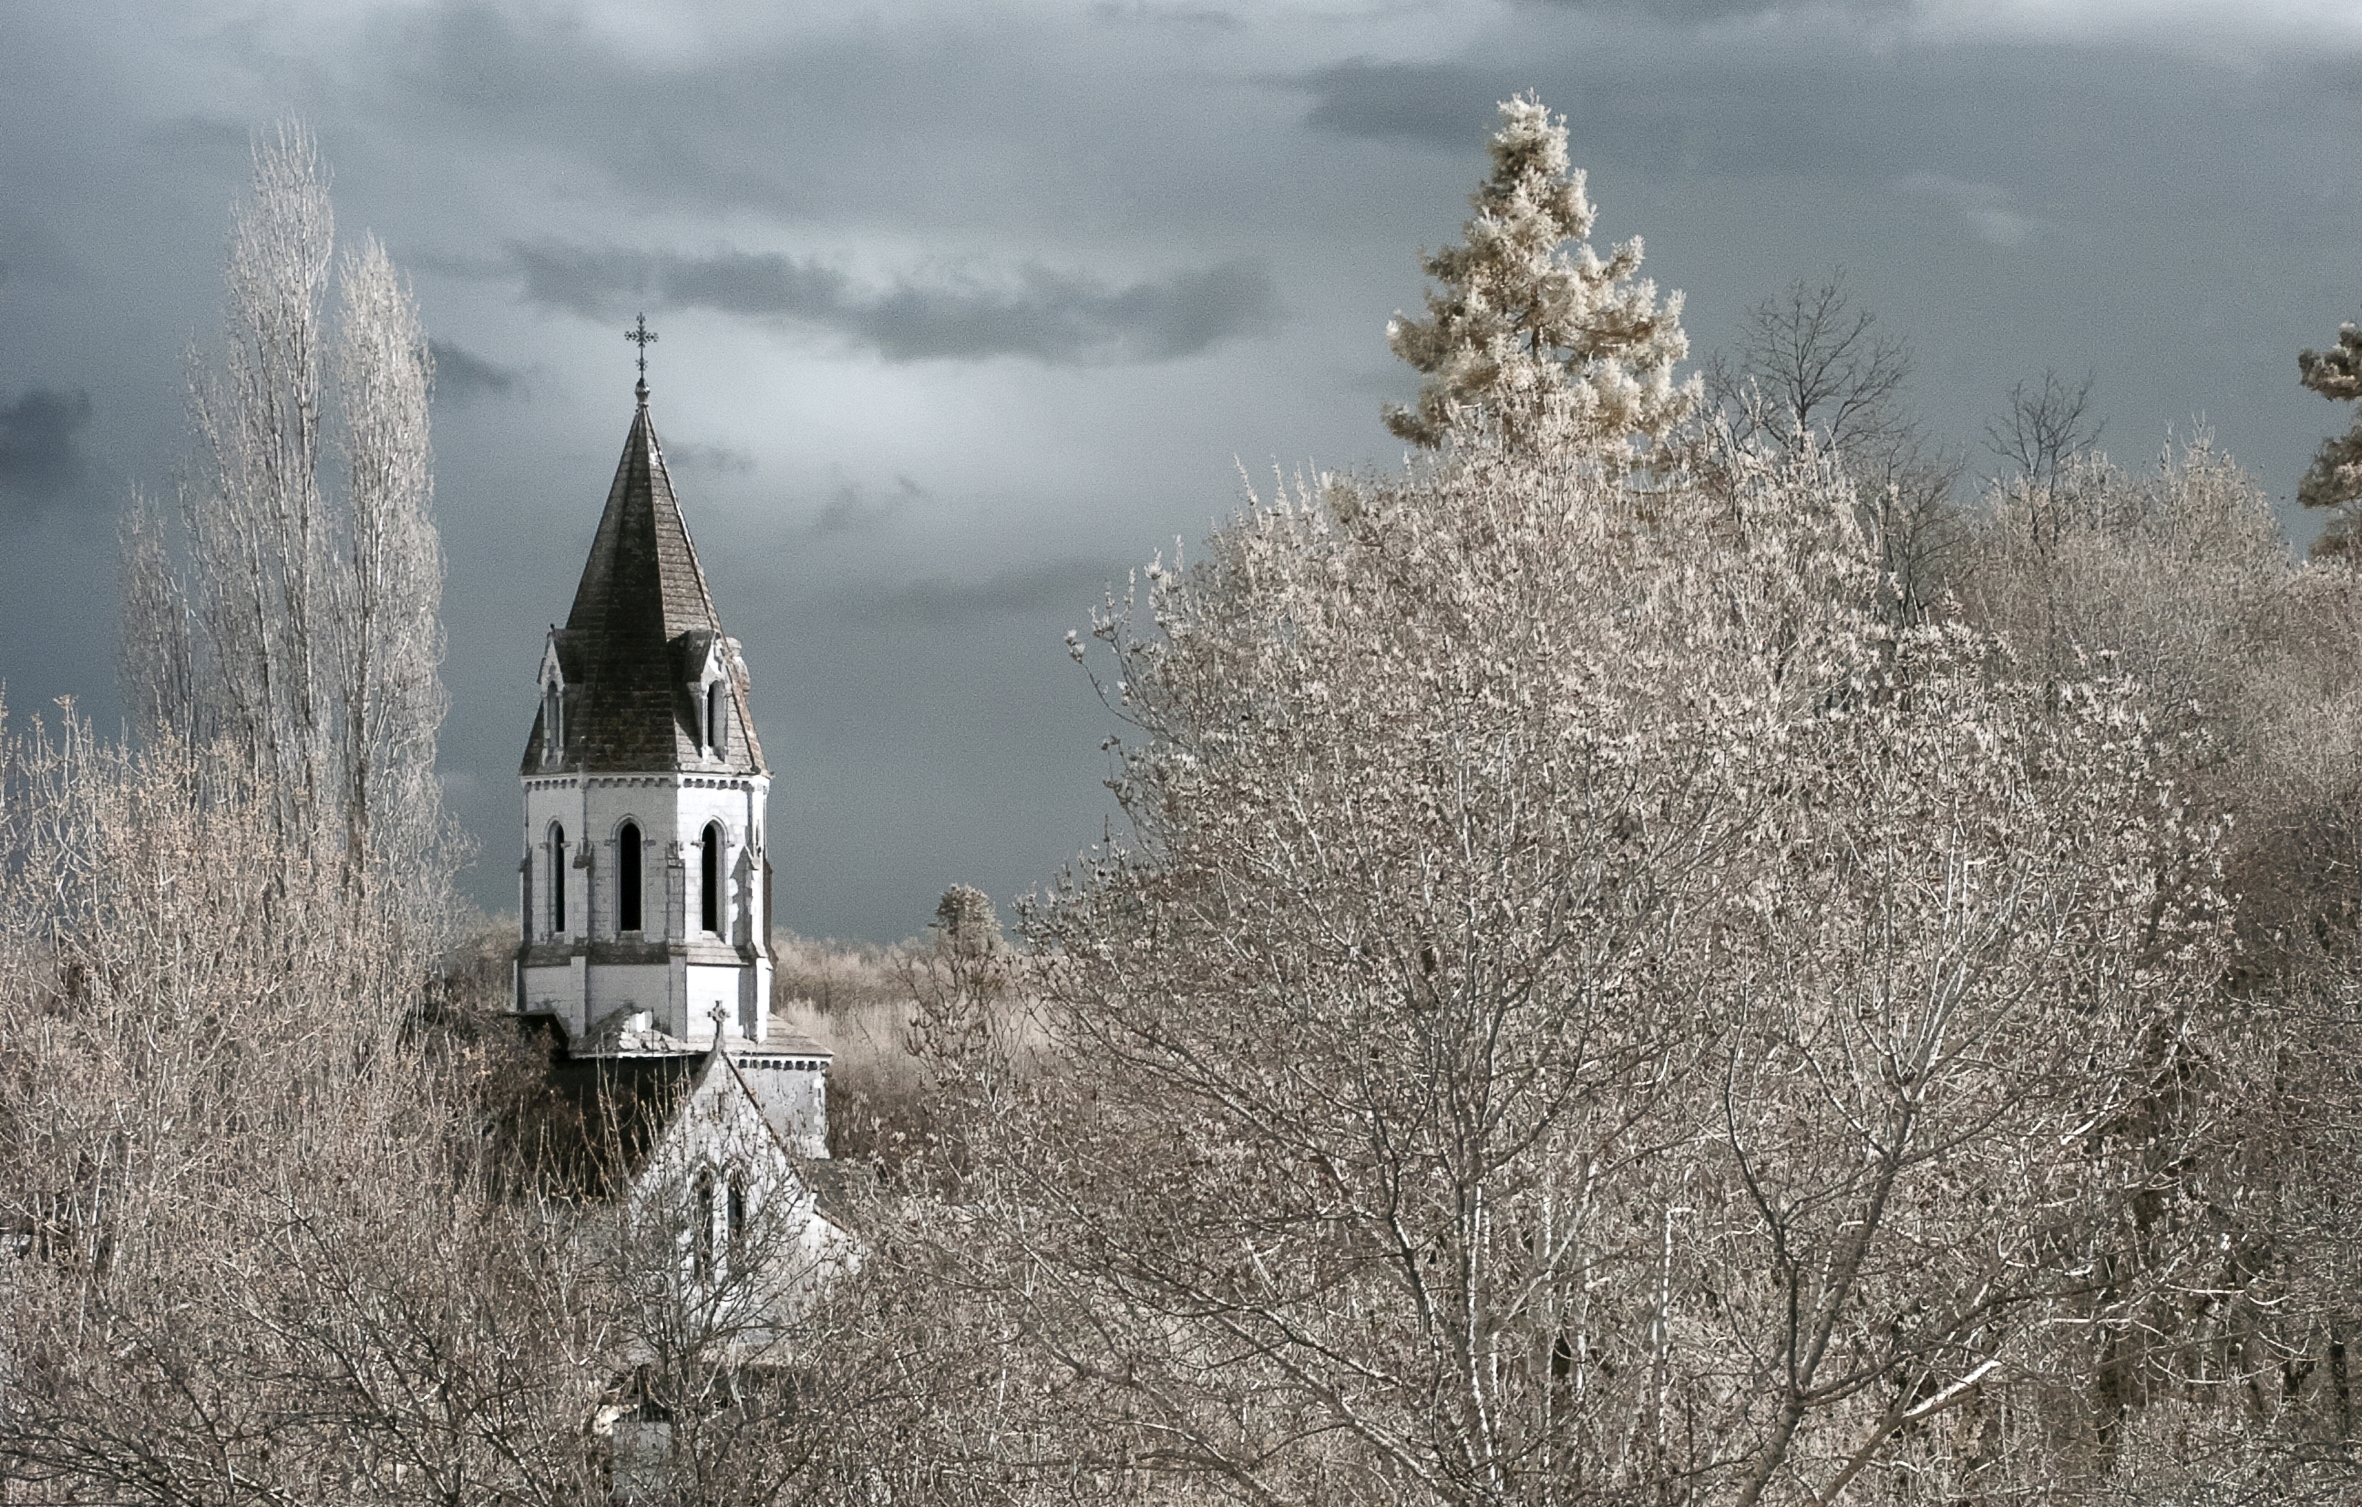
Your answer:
(522, 384), (765, 775)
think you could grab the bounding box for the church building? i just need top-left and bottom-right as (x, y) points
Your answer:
(513, 367), (831, 1168)
(505, 367), (853, 1483)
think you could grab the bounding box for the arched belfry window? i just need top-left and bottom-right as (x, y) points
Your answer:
(550, 823), (569, 937)
(700, 823), (723, 934)
(706, 682), (727, 759)
(542, 680), (563, 763)
(618, 821), (643, 933)
(692, 1166), (717, 1282)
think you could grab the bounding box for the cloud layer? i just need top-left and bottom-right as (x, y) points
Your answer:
(504, 244), (1276, 365)
(428, 340), (525, 407)
(1899, 172), (2044, 248)
(6, 0), (2362, 939)
(0, 389), (93, 511)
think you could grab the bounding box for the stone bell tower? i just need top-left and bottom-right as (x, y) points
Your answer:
(514, 372), (773, 1049)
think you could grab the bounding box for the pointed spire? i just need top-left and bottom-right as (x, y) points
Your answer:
(521, 392), (765, 775)
(565, 399), (718, 644)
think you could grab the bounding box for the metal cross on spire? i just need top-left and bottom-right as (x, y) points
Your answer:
(626, 313), (658, 401)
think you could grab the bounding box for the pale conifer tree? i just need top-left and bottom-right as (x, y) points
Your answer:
(932, 883), (1003, 958)
(1385, 95), (1697, 457)
(2298, 320), (2362, 558)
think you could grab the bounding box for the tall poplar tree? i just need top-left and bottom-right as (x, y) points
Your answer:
(122, 122), (450, 918)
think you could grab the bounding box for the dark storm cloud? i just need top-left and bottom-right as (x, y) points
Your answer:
(811, 488), (895, 538)
(808, 476), (928, 538)
(428, 340), (524, 407)
(854, 557), (1125, 627)
(362, 1), (1295, 240)
(1299, 61), (1506, 149)
(1294, 57), (1710, 169)
(506, 244), (1275, 365)
(380, 0), (599, 127)
(0, 389), (94, 510)
(0, 222), (81, 289)
(139, 115), (252, 176)
(1552, 0), (1775, 15)
(507, 245), (845, 322)
(1295, 43), (2219, 189)
(1521, 0), (1902, 19)
(369, 3), (895, 219)
(664, 442), (755, 475)
(1089, 1), (1243, 27)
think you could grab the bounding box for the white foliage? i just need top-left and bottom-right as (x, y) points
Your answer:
(1385, 96), (1699, 459)
(1016, 429), (2233, 1504)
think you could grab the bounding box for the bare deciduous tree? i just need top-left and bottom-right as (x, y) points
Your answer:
(961, 420), (2237, 1506)
(1709, 269), (1967, 617)
(331, 232), (445, 895)
(0, 703), (928, 1506)
(1984, 367), (2106, 545)
(0, 706), (602, 1504)
(1711, 268), (1909, 457)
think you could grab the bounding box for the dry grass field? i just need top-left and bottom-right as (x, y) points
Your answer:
(769, 931), (940, 1172)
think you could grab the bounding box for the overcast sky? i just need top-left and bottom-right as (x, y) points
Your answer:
(6, 0), (2361, 941)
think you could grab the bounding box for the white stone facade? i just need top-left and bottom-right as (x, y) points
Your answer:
(517, 769), (774, 1047)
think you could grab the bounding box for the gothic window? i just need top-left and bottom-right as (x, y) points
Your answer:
(706, 681), (727, 758)
(727, 1169), (749, 1266)
(542, 680), (563, 762)
(550, 823), (568, 937)
(618, 821), (643, 932)
(692, 1166), (716, 1282)
(700, 822), (723, 934)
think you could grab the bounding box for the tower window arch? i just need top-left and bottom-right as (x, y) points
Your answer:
(542, 681), (563, 763)
(618, 820), (643, 933)
(549, 823), (568, 937)
(700, 822), (723, 934)
(706, 681), (727, 759)
(692, 1165), (717, 1282)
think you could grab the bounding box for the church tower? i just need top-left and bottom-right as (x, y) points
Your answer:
(516, 373), (773, 1050)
